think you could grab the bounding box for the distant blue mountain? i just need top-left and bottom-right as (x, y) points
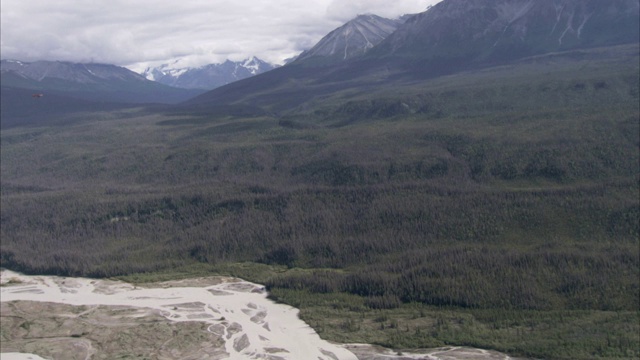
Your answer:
(141, 57), (277, 90)
(0, 59), (203, 104)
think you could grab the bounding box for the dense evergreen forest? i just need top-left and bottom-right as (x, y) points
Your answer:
(1, 45), (639, 358)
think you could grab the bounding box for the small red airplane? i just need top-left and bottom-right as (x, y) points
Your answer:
(32, 93), (44, 98)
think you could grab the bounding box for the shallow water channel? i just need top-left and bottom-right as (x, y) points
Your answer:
(0, 270), (518, 360)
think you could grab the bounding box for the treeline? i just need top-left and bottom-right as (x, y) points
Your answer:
(266, 243), (639, 311)
(1, 178), (638, 310)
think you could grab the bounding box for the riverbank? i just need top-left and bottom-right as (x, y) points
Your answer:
(1, 269), (520, 360)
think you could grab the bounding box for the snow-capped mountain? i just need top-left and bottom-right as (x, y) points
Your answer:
(293, 14), (407, 64)
(141, 57), (277, 90)
(187, 0), (638, 111)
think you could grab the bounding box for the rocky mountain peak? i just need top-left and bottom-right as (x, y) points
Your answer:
(293, 14), (405, 64)
(141, 57), (276, 90)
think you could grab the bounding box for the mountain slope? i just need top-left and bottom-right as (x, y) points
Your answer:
(142, 57), (277, 90)
(373, 0), (640, 65)
(293, 14), (405, 65)
(0, 60), (203, 104)
(185, 0), (639, 114)
(0, 85), (142, 129)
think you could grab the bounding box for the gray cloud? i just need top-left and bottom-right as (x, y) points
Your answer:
(326, 0), (430, 21)
(1, 0), (442, 71)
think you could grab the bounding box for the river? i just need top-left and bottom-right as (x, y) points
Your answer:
(0, 269), (518, 360)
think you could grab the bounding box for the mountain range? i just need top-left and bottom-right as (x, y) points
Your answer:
(185, 0), (639, 114)
(0, 11), (409, 126)
(1, 0), (638, 126)
(0, 60), (203, 104)
(143, 13), (408, 88)
(141, 57), (277, 90)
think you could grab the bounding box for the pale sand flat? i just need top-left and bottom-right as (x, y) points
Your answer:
(1, 270), (522, 360)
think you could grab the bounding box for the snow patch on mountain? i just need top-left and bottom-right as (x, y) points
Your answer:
(140, 57), (276, 90)
(293, 14), (405, 63)
(242, 57), (263, 75)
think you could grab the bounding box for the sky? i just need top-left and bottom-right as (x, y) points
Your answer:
(1, 0), (442, 72)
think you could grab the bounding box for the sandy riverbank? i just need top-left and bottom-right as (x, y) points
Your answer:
(1, 270), (519, 360)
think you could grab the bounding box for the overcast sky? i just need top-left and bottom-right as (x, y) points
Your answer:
(1, 0), (442, 72)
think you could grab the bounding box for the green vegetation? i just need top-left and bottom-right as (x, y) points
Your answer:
(277, 288), (639, 359)
(1, 45), (638, 359)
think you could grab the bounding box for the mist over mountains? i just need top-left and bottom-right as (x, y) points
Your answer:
(140, 12), (412, 88)
(1, 0), (638, 126)
(185, 0), (639, 113)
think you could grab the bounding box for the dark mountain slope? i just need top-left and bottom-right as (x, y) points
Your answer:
(324, 0), (640, 83)
(180, 61), (369, 115)
(373, 0), (640, 66)
(1, 60), (203, 104)
(0, 86), (144, 128)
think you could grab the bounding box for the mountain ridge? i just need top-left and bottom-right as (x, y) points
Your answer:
(293, 14), (406, 65)
(0, 59), (204, 104)
(2, 60), (148, 84)
(372, 0), (640, 64)
(141, 57), (277, 90)
(185, 0), (639, 112)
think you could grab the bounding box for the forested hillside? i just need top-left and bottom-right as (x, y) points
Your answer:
(1, 44), (638, 358)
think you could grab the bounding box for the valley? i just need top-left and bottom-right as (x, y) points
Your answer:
(1, 44), (638, 359)
(1, 1), (639, 359)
